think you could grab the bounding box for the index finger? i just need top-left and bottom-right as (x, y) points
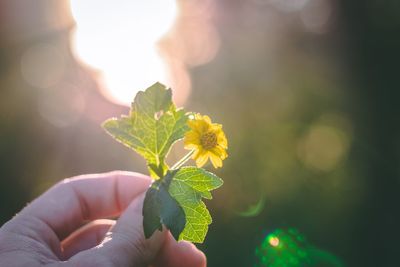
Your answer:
(19, 171), (151, 239)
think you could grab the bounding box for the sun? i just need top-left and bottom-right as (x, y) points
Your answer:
(69, 0), (178, 106)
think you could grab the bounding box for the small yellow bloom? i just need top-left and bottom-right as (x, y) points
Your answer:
(184, 114), (228, 168)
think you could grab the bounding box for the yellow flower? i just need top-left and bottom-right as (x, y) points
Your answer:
(184, 114), (228, 168)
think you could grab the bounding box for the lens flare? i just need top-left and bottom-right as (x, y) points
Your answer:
(256, 229), (309, 267)
(255, 228), (344, 267)
(235, 195), (265, 217)
(268, 236), (280, 247)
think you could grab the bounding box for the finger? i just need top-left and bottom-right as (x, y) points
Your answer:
(17, 171), (151, 240)
(152, 234), (207, 267)
(61, 219), (115, 259)
(69, 193), (167, 267)
(97, 194), (206, 267)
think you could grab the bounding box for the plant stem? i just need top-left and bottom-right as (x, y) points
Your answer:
(171, 150), (195, 170)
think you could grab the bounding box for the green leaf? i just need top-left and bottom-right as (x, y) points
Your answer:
(168, 167), (223, 243)
(143, 171), (186, 240)
(102, 82), (189, 178)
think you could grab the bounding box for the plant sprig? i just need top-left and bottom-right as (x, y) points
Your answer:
(102, 82), (227, 243)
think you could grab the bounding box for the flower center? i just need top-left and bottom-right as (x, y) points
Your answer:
(200, 131), (218, 150)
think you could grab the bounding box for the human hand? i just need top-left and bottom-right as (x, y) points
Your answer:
(0, 171), (206, 267)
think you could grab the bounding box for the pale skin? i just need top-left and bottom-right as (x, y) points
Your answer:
(0, 171), (206, 267)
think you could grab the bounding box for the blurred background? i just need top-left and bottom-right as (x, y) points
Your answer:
(1, 0), (399, 266)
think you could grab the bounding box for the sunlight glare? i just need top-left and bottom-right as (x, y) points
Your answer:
(70, 0), (177, 106)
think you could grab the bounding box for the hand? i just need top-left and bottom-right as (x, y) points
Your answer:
(0, 171), (206, 267)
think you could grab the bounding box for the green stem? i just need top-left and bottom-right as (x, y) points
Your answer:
(171, 150), (195, 170)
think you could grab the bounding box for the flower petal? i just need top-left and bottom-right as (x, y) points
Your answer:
(196, 153), (209, 168)
(185, 143), (199, 150)
(210, 123), (222, 131)
(210, 153), (223, 168)
(184, 131), (200, 145)
(187, 119), (202, 132)
(202, 115), (212, 124)
(211, 146), (227, 159)
(192, 147), (204, 160)
(217, 132), (228, 149)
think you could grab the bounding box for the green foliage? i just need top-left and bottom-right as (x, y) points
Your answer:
(143, 170), (186, 240)
(102, 82), (224, 243)
(169, 167), (223, 242)
(103, 82), (189, 178)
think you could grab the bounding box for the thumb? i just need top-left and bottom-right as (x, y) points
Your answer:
(69, 193), (167, 267)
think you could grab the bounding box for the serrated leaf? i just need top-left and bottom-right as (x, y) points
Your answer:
(172, 167), (223, 196)
(143, 172), (186, 240)
(142, 183), (163, 237)
(102, 82), (189, 178)
(168, 167), (223, 243)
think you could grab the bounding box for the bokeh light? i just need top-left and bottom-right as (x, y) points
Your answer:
(269, 0), (310, 13)
(37, 83), (86, 128)
(21, 43), (66, 89)
(269, 236), (280, 247)
(256, 229), (344, 267)
(300, 0), (333, 33)
(256, 229), (310, 267)
(297, 113), (352, 172)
